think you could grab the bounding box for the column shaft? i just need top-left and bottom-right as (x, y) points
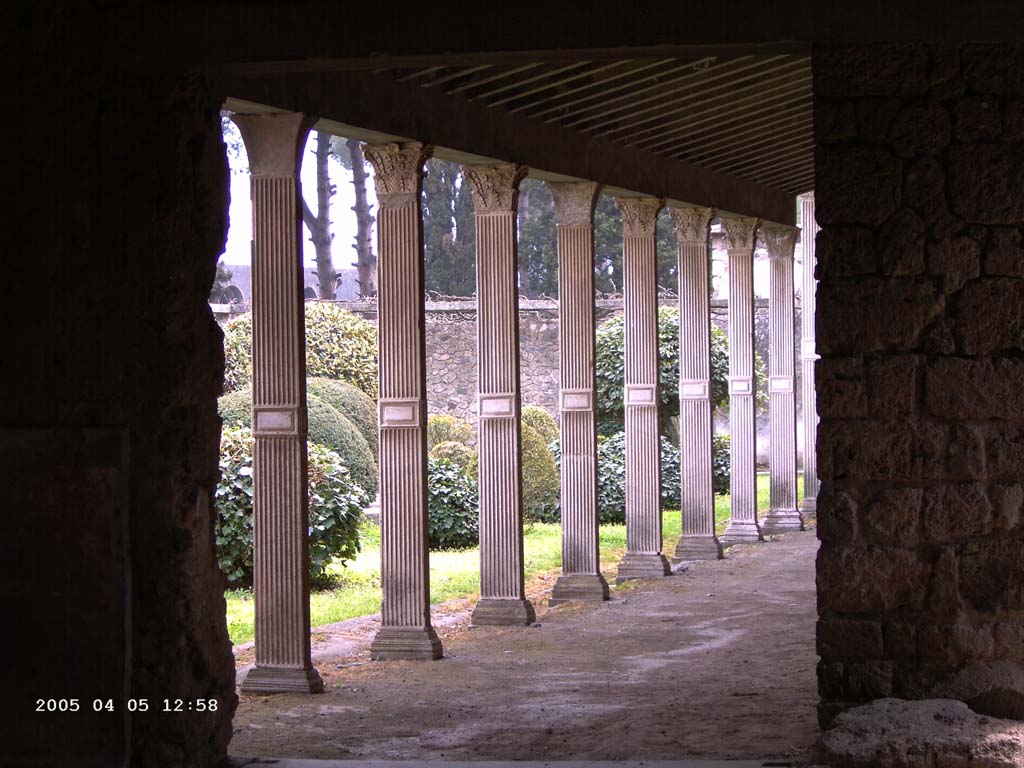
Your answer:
(672, 207), (722, 561)
(763, 225), (803, 534)
(720, 217), (763, 545)
(233, 112), (323, 694)
(463, 164), (535, 626)
(548, 182), (609, 604)
(800, 194), (820, 519)
(615, 197), (671, 582)
(364, 142), (442, 660)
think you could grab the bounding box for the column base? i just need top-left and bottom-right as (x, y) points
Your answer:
(240, 665), (324, 695)
(719, 520), (764, 545)
(761, 508), (805, 535)
(615, 552), (671, 584)
(674, 534), (724, 561)
(369, 626), (443, 660)
(471, 597), (536, 626)
(549, 573), (610, 605)
(801, 496), (817, 523)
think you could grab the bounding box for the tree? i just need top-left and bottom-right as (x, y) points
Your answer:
(332, 138), (377, 298)
(422, 159), (475, 297)
(516, 179), (559, 298)
(301, 131), (338, 300)
(209, 260), (234, 303)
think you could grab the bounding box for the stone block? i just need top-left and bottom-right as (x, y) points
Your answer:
(954, 94), (1004, 141)
(932, 661), (1024, 720)
(946, 424), (986, 477)
(949, 144), (1024, 225)
(878, 209), (925, 275)
(816, 357), (868, 419)
(883, 621), (918, 660)
(814, 44), (930, 98)
(863, 487), (921, 544)
(888, 101), (951, 158)
(922, 483), (993, 542)
(985, 227), (1024, 276)
(985, 423), (1024, 480)
(903, 157), (945, 209)
(927, 357), (1024, 420)
(918, 623), (994, 666)
(818, 226), (877, 278)
(819, 418), (946, 483)
(927, 548), (964, 619)
(817, 618), (885, 659)
(866, 355), (919, 418)
(816, 488), (859, 544)
(962, 43), (1013, 94)
(995, 622), (1024, 662)
(818, 545), (929, 613)
(927, 236), (981, 294)
(816, 146), (902, 226)
(1005, 101), (1024, 143)
(816, 98), (858, 143)
(817, 278), (944, 354)
(991, 483), (1024, 531)
(819, 698), (1024, 768)
(959, 539), (1024, 612)
(955, 277), (1024, 353)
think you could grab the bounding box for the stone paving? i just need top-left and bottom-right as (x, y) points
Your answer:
(230, 530), (820, 763)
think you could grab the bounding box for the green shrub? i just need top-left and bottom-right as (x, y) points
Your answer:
(521, 405), (559, 445)
(429, 440), (476, 473)
(520, 423), (560, 523)
(594, 307), (767, 431)
(218, 388), (378, 499)
(427, 413), (473, 449)
(427, 457), (479, 550)
(712, 433), (731, 496)
(307, 376), (378, 456)
(221, 302), (378, 397)
(215, 427), (365, 587)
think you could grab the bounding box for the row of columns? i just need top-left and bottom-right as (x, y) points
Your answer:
(231, 112), (818, 694)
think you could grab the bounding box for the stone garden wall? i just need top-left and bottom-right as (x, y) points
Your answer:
(814, 42), (1024, 724)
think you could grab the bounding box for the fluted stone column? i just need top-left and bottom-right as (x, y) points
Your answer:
(671, 206), (723, 561)
(762, 224), (803, 535)
(364, 142), (442, 660)
(720, 216), (763, 546)
(462, 164), (536, 626)
(615, 197), (671, 582)
(800, 193), (820, 520)
(548, 181), (609, 604)
(233, 112), (324, 694)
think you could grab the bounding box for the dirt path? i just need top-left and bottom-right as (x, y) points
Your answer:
(229, 530), (820, 762)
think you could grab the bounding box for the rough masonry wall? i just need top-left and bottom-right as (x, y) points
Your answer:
(814, 42), (1024, 723)
(5, 5), (236, 765)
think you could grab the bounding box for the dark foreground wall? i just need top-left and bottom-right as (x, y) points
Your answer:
(3, 5), (236, 766)
(814, 43), (1024, 723)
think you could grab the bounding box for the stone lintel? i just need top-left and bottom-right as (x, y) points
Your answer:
(674, 534), (724, 562)
(549, 573), (610, 605)
(761, 508), (805, 535)
(615, 552), (671, 583)
(240, 665), (324, 694)
(719, 520), (764, 545)
(369, 627), (443, 660)
(471, 597), (536, 626)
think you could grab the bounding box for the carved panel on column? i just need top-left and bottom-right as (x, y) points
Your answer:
(615, 197), (671, 582)
(671, 206), (722, 561)
(548, 181), (609, 604)
(464, 163), (535, 626)
(762, 224), (803, 535)
(364, 141), (443, 660)
(720, 216), (763, 546)
(232, 111), (324, 694)
(800, 193), (820, 519)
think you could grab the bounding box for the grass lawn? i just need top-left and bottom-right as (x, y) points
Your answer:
(225, 472), (803, 645)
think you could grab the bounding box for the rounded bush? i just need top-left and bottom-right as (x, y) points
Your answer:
(427, 414), (473, 450)
(307, 376), (378, 456)
(521, 405), (559, 445)
(520, 423), (560, 523)
(429, 440), (476, 474)
(215, 427), (365, 587)
(712, 433), (731, 496)
(222, 302), (378, 397)
(590, 431), (686, 524)
(218, 388), (378, 499)
(427, 457), (479, 550)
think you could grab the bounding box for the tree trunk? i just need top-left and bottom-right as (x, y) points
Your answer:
(301, 131), (336, 300)
(348, 139), (377, 298)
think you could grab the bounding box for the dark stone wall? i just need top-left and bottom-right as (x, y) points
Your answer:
(4, 4), (235, 766)
(814, 42), (1024, 724)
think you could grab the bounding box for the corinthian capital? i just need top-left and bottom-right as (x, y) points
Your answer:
(762, 224), (799, 260)
(462, 163), (526, 213)
(670, 206), (714, 244)
(548, 181), (600, 227)
(363, 142), (432, 204)
(615, 197), (662, 238)
(721, 216), (760, 252)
